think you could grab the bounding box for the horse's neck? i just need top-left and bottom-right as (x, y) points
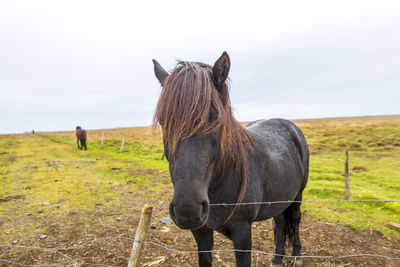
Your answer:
(208, 137), (261, 205)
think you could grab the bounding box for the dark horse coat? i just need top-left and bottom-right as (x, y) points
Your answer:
(75, 126), (87, 150)
(153, 52), (309, 267)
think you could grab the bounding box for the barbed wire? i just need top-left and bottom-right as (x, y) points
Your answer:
(1, 200), (399, 266)
(4, 198), (396, 214)
(0, 237), (133, 267)
(3, 196), (398, 213)
(72, 199), (399, 215)
(0, 236), (134, 251)
(150, 199), (400, 211)
(209, 199), (400, 207)
(2, 236), (399, 266)
(143, 240), (400, 260)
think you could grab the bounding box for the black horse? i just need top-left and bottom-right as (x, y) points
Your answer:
(153, 52), (309, 267)
(75, 126), (87, 150)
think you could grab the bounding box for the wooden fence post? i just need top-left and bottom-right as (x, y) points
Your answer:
(120, 136), (125, 152)
(345, 151), (351, 199)
(101, 132), (104, 147)
(128, 204), (153, 267)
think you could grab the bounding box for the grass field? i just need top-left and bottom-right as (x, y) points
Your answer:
(0, 115), (400, 266)
(37, 116), (400, 238)
(297, 116), (400, 239)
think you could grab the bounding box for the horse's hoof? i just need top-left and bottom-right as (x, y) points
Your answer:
(294, 259), (303, 266)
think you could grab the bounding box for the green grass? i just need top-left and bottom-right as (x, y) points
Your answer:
(295, 116), (400, 239)
(40, 133), (168, 172)
(2, 116), (400, 241)
(0, 133), (171, 243)
(303, 150), (400, 238)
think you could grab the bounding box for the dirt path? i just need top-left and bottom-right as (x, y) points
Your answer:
(0, 135), (399, 266)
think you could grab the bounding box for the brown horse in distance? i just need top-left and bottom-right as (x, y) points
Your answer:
(75, 126), (87, 150)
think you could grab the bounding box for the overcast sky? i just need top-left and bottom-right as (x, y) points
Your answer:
(1, 0), (399, 134)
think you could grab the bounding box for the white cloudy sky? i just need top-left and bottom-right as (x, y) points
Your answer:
(1, 0), (399, 134)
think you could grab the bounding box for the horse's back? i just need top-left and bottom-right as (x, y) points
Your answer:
(247, 119), (308, 166)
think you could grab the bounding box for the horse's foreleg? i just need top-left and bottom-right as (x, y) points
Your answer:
(272, 213), (286, 266)
(191, 227), (214, 267)
(231, 222), (252, 267)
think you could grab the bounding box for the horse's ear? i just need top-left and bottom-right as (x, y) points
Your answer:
(212, 51), (230, 90)
(152, 59), (169, 86)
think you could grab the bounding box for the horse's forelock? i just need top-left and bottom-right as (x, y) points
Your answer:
(154, 62), (224, 151)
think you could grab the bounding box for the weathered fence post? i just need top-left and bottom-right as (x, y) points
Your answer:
(386, 221), (400, 231)
(101, 132), (104, 147)
(128, 204), (153, 267)
(120, 136), (125, 152)
(345, 151), (351, 199)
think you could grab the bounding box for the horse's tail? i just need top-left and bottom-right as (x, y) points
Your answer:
(284, 208), (295, 245)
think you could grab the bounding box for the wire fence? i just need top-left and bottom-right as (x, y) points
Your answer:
(209, 199), (400, 207)
(1, 199), (399, 266)
(144, 240), (400, 259)
(1, 235), (400, 267)
(149, 198), (400, 212)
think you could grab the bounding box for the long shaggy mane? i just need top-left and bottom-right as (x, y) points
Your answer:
(153, 61), (253, 215)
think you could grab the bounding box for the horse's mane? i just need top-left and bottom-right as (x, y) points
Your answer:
(153, 61), (253, 213)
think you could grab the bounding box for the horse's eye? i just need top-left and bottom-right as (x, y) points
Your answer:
(209, 106), (218, 123)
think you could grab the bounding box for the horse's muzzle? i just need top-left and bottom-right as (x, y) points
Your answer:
(169, 200), (210, 229)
